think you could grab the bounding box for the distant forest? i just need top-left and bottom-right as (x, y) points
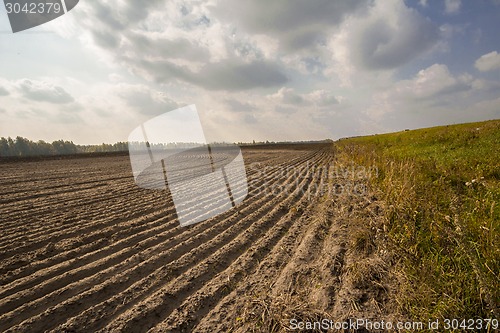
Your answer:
(0, 136), (334, 157)
(0, 136), (128, 157)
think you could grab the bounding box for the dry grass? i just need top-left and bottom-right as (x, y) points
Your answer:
(242, 294), (329, 333)
(335, 119), (500, 321)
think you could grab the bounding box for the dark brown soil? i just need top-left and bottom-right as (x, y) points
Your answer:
(0, 144), (396, 332)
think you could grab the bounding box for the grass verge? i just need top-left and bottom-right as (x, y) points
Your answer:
(334, 119), (500, 321)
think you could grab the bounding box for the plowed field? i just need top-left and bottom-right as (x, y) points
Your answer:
(0, 144), (392, 332)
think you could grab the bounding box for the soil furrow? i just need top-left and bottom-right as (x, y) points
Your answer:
(0, 150), (324, 330)
(153, 155), (330, 332)
(99, 161), (322, 333)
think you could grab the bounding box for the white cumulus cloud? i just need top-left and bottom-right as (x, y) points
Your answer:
(330, 0), (439, 75)
(475, 51), (500, 72)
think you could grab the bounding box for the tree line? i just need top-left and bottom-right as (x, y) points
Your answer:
(0, 136), (335, 157)
(0, 136), (128, 157)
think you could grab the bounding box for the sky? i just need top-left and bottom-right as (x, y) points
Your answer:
(0, 0), (499, 144)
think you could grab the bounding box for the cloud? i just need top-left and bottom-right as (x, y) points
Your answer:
(225, 99), (257, 112)
(392, 64), (473, 100)
(53, 0), (438, 94)
(475, 51), (500, 72)
(85, 1), (164, 32)
(299, 57), (327, 74)
(16, 79), (74, 104)
(270, 88), (305, 105)
(361, 63), (500, 133)
(275, 105), (298, 114)
(243, 113), (258, 124)
(348, 0), (439, 70)
(326, 0), (441, 86)
(269, 88), (340, 107)
(59, 1), (290, 91)
(124, 32), (211, 62)
(444, 0), (461, 14)
(113, 83), (179, 115)
(0, 86), (9, 96)
(29, 0), (498, 144)
(196, 60), (288, 90)
(135, 58), (288, 91)
(367, 64), (477, 120)
(213, 0), (368, 51)
(307, 90), (340, 106)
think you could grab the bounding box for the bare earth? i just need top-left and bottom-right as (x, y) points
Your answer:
(0, 144), (397, 332)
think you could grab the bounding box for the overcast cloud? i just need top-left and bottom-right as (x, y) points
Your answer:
(0, 0), (499, 144)
(16, 79), (74, 104)
(0, 85), (9, 96)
